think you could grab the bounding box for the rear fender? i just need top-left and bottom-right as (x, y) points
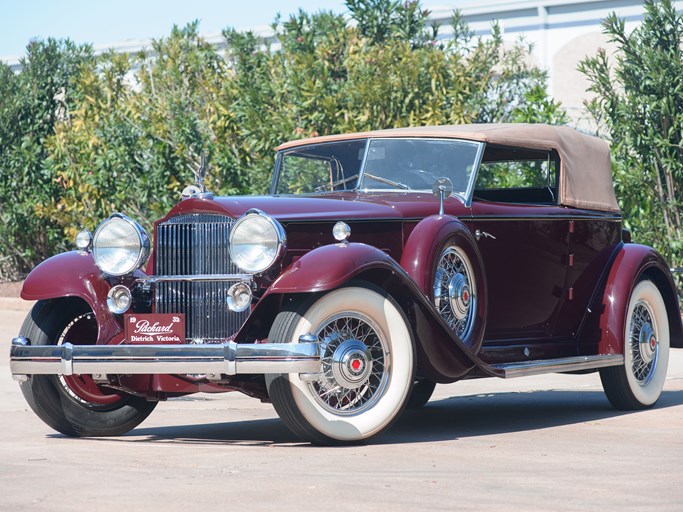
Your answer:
(237, 242), (494, 381)
(580, 244), (683, 354)
(21, 251), (121, 344)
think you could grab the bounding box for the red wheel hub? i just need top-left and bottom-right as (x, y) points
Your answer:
(59, 314), (125, 406)
(61, 375), (125, 405)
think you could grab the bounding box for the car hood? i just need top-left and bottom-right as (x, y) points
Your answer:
(161, 192), (470, 222)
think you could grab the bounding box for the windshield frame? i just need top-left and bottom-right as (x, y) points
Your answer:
(271, 136), (485, 206)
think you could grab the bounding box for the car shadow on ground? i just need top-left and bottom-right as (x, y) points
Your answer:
(383, 388), (683, 444)
(59, 388), (683, 447)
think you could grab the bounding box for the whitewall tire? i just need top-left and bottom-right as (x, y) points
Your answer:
(267, 285), (415, 444)
(600, 279), (670, 409)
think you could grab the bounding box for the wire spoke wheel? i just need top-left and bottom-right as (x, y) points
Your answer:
(433, 246), (476, 339)
(600, 279), (670, 410)
(628, 301), (658, 384)
(311, 313), (389, 415)
(267, 285), (415, 444)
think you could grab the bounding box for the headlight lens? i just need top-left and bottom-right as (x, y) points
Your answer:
(229, 210), (286, 273)
(92, 214), (150, 276)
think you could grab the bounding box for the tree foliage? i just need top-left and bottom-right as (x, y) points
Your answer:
(0, 39), (92, 279)
(579, 0), (683, 264)
(0, 0), (565, 280)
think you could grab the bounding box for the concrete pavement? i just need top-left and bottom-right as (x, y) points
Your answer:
(1, 304), (682, 511)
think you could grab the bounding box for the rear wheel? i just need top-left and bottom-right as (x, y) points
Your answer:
(600, 280), (670, 409)
(406, 379), (436, 409)
(267, 285), (415, 445)
(19, 299), (157, 436)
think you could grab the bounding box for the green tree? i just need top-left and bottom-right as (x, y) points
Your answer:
(0, 1), (566, 280)
(579, 0), (683, 264)
(0, 39), (92, 279)
(225, 3), (565, 194)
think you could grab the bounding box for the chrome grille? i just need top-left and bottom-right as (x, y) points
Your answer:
(154, 214), (249, 340)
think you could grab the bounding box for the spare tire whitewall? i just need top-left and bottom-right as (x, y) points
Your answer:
(267, 286), (415, 444)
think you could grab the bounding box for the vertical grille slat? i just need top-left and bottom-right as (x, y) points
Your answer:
(154, 214), (248, 341)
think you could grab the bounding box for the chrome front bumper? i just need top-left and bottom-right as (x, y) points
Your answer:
(9, 336), (320, 380)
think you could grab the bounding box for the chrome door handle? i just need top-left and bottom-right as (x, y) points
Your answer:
(475, 229), (496, 241)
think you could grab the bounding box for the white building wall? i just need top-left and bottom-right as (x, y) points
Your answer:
(437, 0), (679, 124)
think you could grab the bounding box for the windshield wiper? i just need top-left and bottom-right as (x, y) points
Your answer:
(362, 173), (410, 190)
(315, 173), (359, 192)
(315, 172), (410, 192)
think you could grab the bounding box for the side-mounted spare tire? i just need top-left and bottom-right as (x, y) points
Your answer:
(430, 229), (487, 353)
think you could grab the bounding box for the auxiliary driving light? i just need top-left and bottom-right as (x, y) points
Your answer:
(227, 282), (252, 312)
(107, 285), (132, 314)
(333, 221), (351, 242)
(75, 230), (93, 252)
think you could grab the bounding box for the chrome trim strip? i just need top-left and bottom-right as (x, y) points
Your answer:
(10, 337), (320, 377)
(491, 354), (624, 378)
(270, 213), (622, 225)
(465, 142), (486, 207)
(138, 274), (252, 284)
(470, 214), (622, 222)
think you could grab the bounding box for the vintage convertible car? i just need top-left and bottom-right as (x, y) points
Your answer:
(10, 124), (682, 444)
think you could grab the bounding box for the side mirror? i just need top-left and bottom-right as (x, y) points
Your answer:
(432, 177), (453, 216)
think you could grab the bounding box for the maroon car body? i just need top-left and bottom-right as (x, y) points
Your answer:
(10, 124), (681, 444)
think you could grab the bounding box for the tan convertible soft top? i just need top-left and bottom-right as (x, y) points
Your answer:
(277, 124), (620, 212)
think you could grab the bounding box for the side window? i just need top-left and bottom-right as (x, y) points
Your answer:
(474, 146), (559, 205)
(279, 155), (335, 194)
(477, 159), (555, 189)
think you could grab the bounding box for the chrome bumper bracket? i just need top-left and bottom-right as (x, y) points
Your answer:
(10, 336), (320, 378)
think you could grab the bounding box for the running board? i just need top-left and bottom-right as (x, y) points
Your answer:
(490, 354), (624, 378)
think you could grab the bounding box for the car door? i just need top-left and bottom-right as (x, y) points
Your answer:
(469, 146), (574, 362)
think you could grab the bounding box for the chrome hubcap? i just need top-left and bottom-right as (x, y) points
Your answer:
(630, 301), (658, 384)
(638, 322), (657, 364)
(309, 314), (389, 415)
(331, 339), (373, 390)
(434, 246), (476, 338)
(447, 273), (470, 321)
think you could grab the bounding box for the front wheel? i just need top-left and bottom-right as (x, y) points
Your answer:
(600, 279), (670, 410)
(18, 299), (157, 436)
(267, 285), (415, 445)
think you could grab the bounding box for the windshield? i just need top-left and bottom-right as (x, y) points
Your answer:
(273, 137), (483, 198)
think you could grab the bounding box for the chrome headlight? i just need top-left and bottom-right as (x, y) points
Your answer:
(92, 213), (150, 276)
(229, 210), (286, 274)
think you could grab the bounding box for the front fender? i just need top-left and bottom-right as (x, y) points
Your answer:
(266, 242), (396, 294)
(237, 242), (496, 382)
(21, 251), (121, 344)
(581, 244), (683, 354)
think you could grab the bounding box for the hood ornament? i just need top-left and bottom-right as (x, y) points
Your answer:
(182, 153), (214, 200)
